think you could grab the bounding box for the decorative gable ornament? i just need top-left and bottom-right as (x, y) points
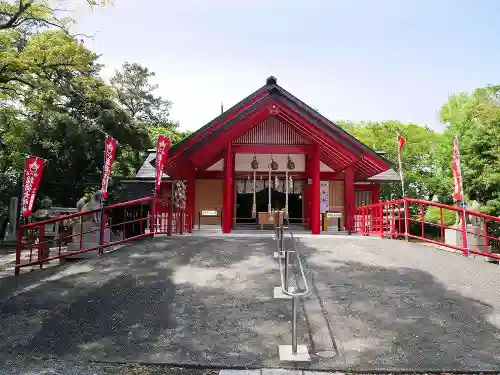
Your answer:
(269, 105), (279, 116)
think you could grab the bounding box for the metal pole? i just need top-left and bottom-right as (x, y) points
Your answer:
(292, 296), (298, 355)
(284, 252), (289, 293)
(397, 134), (409, 242)
(454, 135), (469, 257)
(279, 225), (284, 253)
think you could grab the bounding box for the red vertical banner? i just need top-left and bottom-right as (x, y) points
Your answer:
(451, 136), (463, 202)
(397, 135), (406, 153)
(21, 157), (46, 217)
(155, 136), (171, 193)
(101, 136), (117, 198)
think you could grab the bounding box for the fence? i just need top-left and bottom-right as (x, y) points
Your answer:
(15, 197), (191, 275)
(353, 198), (500, 260)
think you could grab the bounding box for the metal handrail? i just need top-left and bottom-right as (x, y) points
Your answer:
(276, 215), (309, 297)
(274, 211), (310, 357)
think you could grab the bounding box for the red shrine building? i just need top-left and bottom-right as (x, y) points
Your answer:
(134, 77), (399, 234)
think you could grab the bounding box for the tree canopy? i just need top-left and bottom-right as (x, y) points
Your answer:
(440, 85), (500, 216)
(0, 0), (187, 219)
(337, 120), (447, 202)
(111, 62), (176, 128)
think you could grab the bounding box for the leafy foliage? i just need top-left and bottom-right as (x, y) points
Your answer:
(337, 120), (447, 202)
(424, 206), (456, 226)
(147, 126), (191, 147)
(440, 85), (500, 216)
(0, 2), (187, 219)
(0, 0), (112, 32)
(111, 62), (175, 127)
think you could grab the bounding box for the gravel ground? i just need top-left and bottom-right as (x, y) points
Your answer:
(1, 235), (500, 373)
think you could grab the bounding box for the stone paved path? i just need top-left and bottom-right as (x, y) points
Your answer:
(1, 234), (500, 373)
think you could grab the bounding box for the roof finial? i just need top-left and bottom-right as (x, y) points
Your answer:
(221, 102), (224, 114)
(266, 76), (277, 85)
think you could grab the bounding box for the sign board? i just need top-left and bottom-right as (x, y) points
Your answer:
(201, 210), (218, 216)
(327, 212), (342, 218)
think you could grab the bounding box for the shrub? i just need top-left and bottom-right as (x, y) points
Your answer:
(424, 206), (457, 226)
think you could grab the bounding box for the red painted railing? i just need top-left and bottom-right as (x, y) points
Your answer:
(352, 198), (500, 260)
(15, 197), (191, 275)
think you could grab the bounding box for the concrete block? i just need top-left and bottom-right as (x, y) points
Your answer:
(273, 286), (293, 299)
(262, 369), (302, 375)
(278, 344), (311, 362)
(219, 370), (261, 375)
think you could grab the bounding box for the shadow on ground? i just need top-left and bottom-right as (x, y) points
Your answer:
(296, 237), (500, 371)
(0, 235), (499, 372)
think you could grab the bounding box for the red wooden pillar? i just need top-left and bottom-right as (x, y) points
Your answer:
(187, 169), (196, 230)
(372, 183), (381, 204)
(303, 154), (311, 228)
(310, 146), (320, 234)
(344, 166), (355, 232)
(232, 153), (236, 230)
(222, 145), (233, 233)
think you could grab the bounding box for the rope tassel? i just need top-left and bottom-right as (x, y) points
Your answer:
(251, 156), (258, 218)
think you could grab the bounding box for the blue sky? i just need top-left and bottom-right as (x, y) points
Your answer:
(75, 0), (500, 132)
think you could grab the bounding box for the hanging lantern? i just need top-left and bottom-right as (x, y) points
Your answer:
(284, 156), (295, 219)
(251, 156), (258, 219)
(251, 156), (259, 170)
(271, 158), (278, 171)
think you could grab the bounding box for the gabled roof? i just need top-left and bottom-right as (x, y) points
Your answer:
(135, 152), (156, 179)
(367, 168), (401, 182)
(164, 76), (393, 180)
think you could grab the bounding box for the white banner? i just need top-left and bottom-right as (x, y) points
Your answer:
(320, 181), (329, 213)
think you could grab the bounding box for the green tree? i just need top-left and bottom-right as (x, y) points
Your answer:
(147, 125), (191, 147)
(0, 0), (111, 32)
(2, 56), (152, 208)
(337, 120), (447, 202)
(1, 30), (96, 99)
(440, 85), (500, 215)
(110, 62), (175, 127)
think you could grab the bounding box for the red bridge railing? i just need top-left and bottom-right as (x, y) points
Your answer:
(15, 197), (191, 275)
(352, 198), (500, 260)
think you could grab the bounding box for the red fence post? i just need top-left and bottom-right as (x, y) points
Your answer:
(361, 208), (366, 235)
(420, 204), (425, 238)
(167, 202), (172, 236)
(397, 202), (402, 235)
(149, 198), (155, 236)
(404, 198), (410, 241)
(378, 206), (384, 238)
(461, 206), (469, 257)
(440, 207), (444, 243)
(391, 204), (395, 238)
